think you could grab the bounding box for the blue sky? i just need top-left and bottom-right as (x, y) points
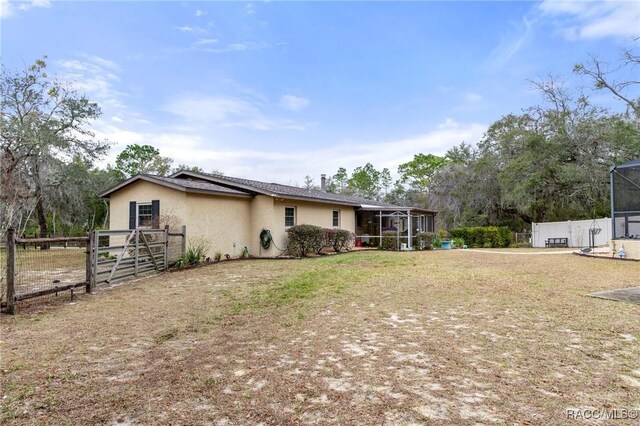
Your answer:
(1, 0), (639, 185)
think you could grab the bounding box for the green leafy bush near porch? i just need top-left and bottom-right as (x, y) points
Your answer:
(287, 225), (325, 257)
(415, 232), (436, 250)
(381, 231), (398, 251)
(450, 226), (512, 248)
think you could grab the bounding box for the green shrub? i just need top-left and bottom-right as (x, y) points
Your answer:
(324, 229), (355, 252)
(437, 229), (448, 240)
(287, 224), (324, 257)
(452, 237), (465, 248)
(433, 236), (442, 248)
(415, 232), (436, 250)
(241, 246), (250, 258)
(381, 230), (398, 250)
(450, 226), (512, 248)
(214, 251), (222, 262)
(176, 238), (210, 266)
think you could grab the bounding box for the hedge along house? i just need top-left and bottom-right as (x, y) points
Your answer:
(610, 158), (640, 259)
(100, 171), (437, 257)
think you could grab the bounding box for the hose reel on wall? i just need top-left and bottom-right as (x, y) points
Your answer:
(259, 229), (273, 250)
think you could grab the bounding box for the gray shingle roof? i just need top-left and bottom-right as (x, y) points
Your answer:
(101, 171), (436, 214)
(149, 175), (248, 195)
(172, 171), (397, 207)
(99, 174), (250, 198)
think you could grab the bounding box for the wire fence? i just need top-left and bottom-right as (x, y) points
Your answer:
(1, 230), (90, 313)
(2, 226), (186, 314)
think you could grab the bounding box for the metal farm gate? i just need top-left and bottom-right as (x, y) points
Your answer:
(93, 228), (169, 286)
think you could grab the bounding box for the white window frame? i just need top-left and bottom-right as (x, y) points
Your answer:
(137, 202), (153, 229)
(285, 206), (296, 228)
(332, 210), (340, 228)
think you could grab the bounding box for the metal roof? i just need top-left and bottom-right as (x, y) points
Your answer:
(611, 158), (640, 171)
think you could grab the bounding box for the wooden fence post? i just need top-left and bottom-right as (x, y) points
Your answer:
(181, 225), (187, 258)
(164, 225), (169, 270)
(92, 230), (99, 292)
(6, 228), (16, 314)
(134, 229), (139, 278)
(86, 231), (93, 294)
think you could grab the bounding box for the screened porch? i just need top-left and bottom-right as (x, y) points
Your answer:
(355, 206), (436, 250)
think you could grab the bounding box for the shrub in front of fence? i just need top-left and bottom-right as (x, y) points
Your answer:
(415, 232), (436, 250)
(381, 231), (398, 251)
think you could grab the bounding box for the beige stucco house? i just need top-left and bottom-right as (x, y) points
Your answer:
(100, 171), (436, 257)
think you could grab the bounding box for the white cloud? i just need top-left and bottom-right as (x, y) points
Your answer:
(194, 9), (206, 17)
(100, 117), (484, 184)
(246, 3), (255, 15)
(538, 0), (640, 40)
(18, 0), (49, 11)
(57, 56), (125, 110)
(279, 95), (310, 111)
(1, 0), (50, 18)
(175, 25), (208, 34)
(198, 41), (268, 54)
(194, 38), (219, 46)
(163, 95), (306, 131)
(0, 0), (13, 17)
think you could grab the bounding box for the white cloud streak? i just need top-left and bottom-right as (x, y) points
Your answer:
(279, 95), (310, 111)
(485, 16), (535, 70)
(539, 0), (640, 40)
(57, 56), (126, 110)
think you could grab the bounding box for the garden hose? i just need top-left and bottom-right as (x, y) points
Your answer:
(259, 229), (272, 250)
(259, 229), (286, 253)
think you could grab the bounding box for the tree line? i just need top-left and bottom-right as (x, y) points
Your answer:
(1, 45), (638, 240)
(315, 44), (640, 231)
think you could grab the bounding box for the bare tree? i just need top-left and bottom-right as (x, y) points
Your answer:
(573, 41), (640, 119)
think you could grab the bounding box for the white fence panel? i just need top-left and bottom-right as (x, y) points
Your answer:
(531, 218), (611, 248)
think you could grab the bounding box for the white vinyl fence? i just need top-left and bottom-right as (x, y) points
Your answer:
(531, 218), (611, 248)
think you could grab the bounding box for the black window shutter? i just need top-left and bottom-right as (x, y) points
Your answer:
(129, 201), (137, 229)
(151, 199), (160, 228)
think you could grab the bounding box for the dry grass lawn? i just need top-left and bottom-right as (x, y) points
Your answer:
(1, 250), (639, 425)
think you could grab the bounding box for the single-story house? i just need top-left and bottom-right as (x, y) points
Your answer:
(99, 171), (436, 257)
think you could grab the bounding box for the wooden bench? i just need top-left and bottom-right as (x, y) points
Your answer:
(545, 237), (568, 248)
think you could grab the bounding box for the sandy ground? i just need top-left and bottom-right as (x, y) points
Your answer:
(1, 250), (639, 425)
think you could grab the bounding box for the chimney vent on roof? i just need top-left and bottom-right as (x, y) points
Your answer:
(320, 174), (326, 191)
